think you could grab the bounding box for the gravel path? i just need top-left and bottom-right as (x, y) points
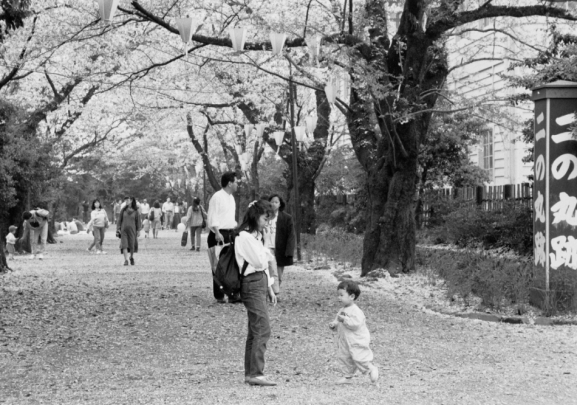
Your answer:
(1, 230), (576, 404)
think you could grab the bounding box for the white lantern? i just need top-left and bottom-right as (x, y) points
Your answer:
(176, 17), (195, 54)
(177, 178), (182, 188)
(235, 144), (242, 155)
(244, 124), (252, 137)
(240, 152), (250, 171)
(294, 126), (306, 142)
(195, 160), (203, 174)
(229, 27), (247, 52)
(255, 123), (266, 138)
(273, 131), (285, 146)
(97, 0), (120, 24)
(325, 78), (337, 104)
(305, 116), (317, 134)
(177, 223), (186, 232)
(166, 182), (170, 188)
(269, 32), (287, 55)
(306, 35), (321, 63)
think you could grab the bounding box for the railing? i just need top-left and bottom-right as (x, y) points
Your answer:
(420, 183), (533, 227)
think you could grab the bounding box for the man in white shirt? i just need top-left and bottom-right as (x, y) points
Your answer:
(140, 199), (150, 225)
(162, 197), (175, 230)
(207, 171), (239, 303)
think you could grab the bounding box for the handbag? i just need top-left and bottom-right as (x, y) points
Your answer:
(181, 231), (188, 247)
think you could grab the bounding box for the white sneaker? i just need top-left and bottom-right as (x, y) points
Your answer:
(100, 251), (107, 255)
(95, 250), (101, 255)
(30, 255), (36, 260)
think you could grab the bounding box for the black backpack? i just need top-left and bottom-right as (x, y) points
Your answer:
(213, 241), (249, 296)
(149, 210), (154, 221)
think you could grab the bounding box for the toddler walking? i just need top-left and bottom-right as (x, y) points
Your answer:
(329, 280), (379, 384)
(5, 225), (17, 260)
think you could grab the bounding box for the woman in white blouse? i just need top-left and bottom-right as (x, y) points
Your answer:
(235, 200), (277, 386)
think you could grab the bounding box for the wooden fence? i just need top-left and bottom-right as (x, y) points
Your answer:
(421, 183), (533, 227)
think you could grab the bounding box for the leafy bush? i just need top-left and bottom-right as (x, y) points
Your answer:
(420, 200), (533, 257)
(417, 248), (535, 310)
(301, 229), (363, 268)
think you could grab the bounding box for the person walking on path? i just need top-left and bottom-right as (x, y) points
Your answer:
(149, 201), (163, 239)
(235, 200), (277, 386)
(5, 225), (17, 260)
(113, 199), (121, 224)
(117, 197), (141, 266)
(140, 199), (150, 224)
(186, 197), (206, 251)
(86, 199), (109, 254)
(162, 197), (175, 230)
(266, 194), (295, 296)
(22, 208), (50, 260)
(207, 172), (240, 304)
(329, 280), (379, 385)
(173, 201), (182, 231)
(82, 200), (90, 223)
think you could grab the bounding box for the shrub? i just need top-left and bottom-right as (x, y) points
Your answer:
(302, 229), (363, 268)
(420, 200), (533, 257)
(417, 247), (535, 310)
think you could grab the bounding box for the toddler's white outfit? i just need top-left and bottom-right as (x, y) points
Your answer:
(333, 303), (374, 375)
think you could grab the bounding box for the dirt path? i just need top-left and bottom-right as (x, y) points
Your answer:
(1, 230), (576, 404)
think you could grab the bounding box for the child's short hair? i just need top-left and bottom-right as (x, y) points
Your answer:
(22, 211), (32, 220)
(337, 280), (361, 300)
(9, 225), (17, 233)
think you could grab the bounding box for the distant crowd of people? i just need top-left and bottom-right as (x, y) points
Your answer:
(3, 171), (379, 387)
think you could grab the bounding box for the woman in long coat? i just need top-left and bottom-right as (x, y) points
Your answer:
(117, 197), (141, 266)
(267, 194), (296, 294)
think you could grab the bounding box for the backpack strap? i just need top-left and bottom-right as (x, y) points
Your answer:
(241, 261), (249, 277)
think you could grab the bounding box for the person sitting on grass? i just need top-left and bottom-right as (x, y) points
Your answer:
(329, 280), (379, 385)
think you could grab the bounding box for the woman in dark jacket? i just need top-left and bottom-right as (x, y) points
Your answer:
(267, 194), (295, 293)
(117, 196), (141, 266)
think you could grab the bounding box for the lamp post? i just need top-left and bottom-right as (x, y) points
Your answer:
(288, 75), (302, 261)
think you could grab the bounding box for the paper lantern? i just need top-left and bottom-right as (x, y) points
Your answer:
(176, 17), (195, 54)
(166, 182), (170, 188)
(97, 0), (120, 24)
(306, 35), (321, 63)
(229, 27), (247, 52)
(305, 116), (317, 134)
(255, 123), (266, 138)
(235, 144), (242, 155)
(273, 131), (285, 146)
(177, 178), (182, 188)
(177, 223), (186, 232)
(244, 124), (252, 137)
(294, 126), (306, 142)
(269, 32), (287, 55)
(325, 78), (337, 104)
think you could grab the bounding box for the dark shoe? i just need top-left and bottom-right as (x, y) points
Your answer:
(247, 377), (277, 386)
(196, 247), (200, 252)
(244, 376), (250, 384)
(130, 257), (134, 265)
(216, 299), (226, 304)
(190, 247), (195, 251)
(124, 260), (129, 266)
(228, 296), (242, 304)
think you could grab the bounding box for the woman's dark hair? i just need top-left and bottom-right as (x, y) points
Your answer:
(154, 200), (160, 209)
(22, 211), (32, 220)
(221, 171), (237, 188)
(237, 200), (272, 234)
(337, 280), (361, 300)
(268, 194), (286, 212)
(126, 197), (137, 211)
(91, 199), (102, 210)
(192, 197), (201, 211)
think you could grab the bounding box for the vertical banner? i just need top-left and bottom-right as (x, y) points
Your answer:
(532, 81), (577, 290)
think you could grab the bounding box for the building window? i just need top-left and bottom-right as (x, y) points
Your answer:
(481, 129), (494, 179)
